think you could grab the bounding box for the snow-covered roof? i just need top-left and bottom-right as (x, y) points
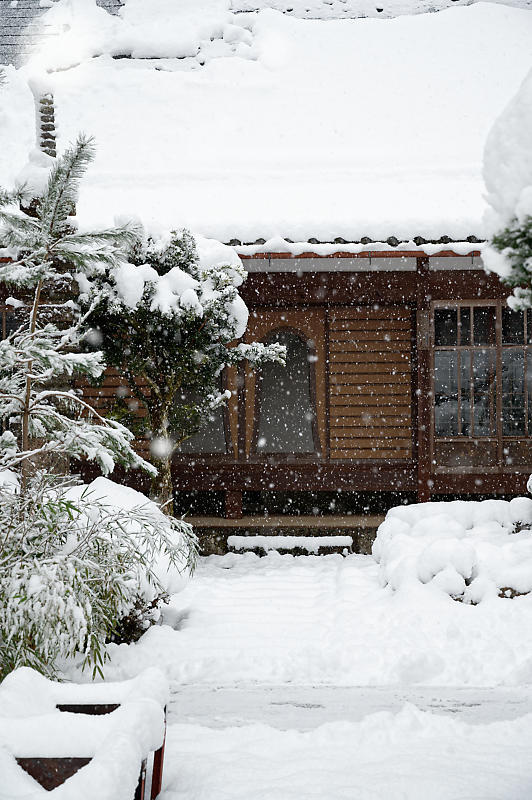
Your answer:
(232, 0), (532, 17)
(1, 1), (532, 244)
(0, 0), (122, 68)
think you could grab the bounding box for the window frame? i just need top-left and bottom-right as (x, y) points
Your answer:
(431, 299), (532, 458)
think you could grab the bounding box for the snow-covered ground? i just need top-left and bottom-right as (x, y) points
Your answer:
(96, 550), (532, 799)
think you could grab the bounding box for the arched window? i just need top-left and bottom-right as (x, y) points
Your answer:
(255, 328), (316, 454)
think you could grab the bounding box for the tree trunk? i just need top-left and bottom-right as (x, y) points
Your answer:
(148, 403), (175, 514)
(20, 280), (43, 493)
(150, 455), (174, 514)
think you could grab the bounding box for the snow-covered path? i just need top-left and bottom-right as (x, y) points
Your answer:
(107, 552), (532, 687)
(104, 553), (532, 799)
(170, 684), (532, 729)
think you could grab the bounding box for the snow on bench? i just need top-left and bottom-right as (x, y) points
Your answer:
(227, 534), (353, 553)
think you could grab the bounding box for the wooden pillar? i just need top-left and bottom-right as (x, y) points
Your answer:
(224, 362), (246, 520)
(416, 256), (432, 502)
(225, 490), (243, 519)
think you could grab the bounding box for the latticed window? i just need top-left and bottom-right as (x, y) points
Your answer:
(433, 302), (532, 441)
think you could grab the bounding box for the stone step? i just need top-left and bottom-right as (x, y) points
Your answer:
(186, 515), (384, 556)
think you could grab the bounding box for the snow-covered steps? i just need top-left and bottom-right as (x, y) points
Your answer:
(227, 534), (354, 556)
(186, 515), (384, 556)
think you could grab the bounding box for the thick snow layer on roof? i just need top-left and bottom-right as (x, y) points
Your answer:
(43, 3), (532, 242)
(2, 2), (532, 243)
(233, 0), (532, 17)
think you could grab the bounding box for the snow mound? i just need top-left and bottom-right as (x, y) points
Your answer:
(33, 0), (251, 69)
(65, 476), (192, 598)
(373, 498), (532, 602)
(164, 705), (532, 800)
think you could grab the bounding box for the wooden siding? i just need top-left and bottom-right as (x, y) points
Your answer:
(327, 307), (413, 460)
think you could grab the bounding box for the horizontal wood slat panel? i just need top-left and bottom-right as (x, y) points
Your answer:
(329, 331), (411, 350)
(329, 330), (411, 342)
(330, 385), (411, 397)
(331, 426), (411, 438)
(329, 352), (410, 364)
(329, 341), (410, 353)
(330, 363), (410, 375)
(331, 439), (412, 450)
(330, 448), (411, 460)
(329, 308), (411, 321)
(330, 373), (410, 385)
(330, 319), (411, 331)
(330, 396), (410, 407)
(327, 307), (412, 461)
(331, 411), (411, 423)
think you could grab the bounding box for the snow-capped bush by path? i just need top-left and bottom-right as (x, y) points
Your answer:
(373, 498), (532, 602)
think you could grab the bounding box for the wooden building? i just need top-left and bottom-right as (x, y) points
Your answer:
(160, 250), (531, 518)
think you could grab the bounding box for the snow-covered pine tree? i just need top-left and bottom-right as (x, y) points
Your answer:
(0, 135), (155, 486)
(81, 230), (285, 508)
(0, 135), (197, 678)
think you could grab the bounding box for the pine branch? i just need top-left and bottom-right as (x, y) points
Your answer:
(38, 134), (96, 239)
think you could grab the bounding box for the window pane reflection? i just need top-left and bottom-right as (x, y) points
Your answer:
(473, 307), (495, 345)
(459, 307), (471, 345)
(434, 351), (458, 436)
(502, 350), (525, 435)
(473, 350), (496, 436)
(460, 352), (471, 435)
(502, 308), (524, 345)
(256, 329), (315, 453)
(434, 309), (457, 346)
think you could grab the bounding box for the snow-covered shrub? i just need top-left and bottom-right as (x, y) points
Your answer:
(372, 498), (532, 603)
(0, 472), (196, 681)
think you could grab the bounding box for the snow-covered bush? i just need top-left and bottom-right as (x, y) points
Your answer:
(0, 472), (196, 681)
(372, 498), (532, 603)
